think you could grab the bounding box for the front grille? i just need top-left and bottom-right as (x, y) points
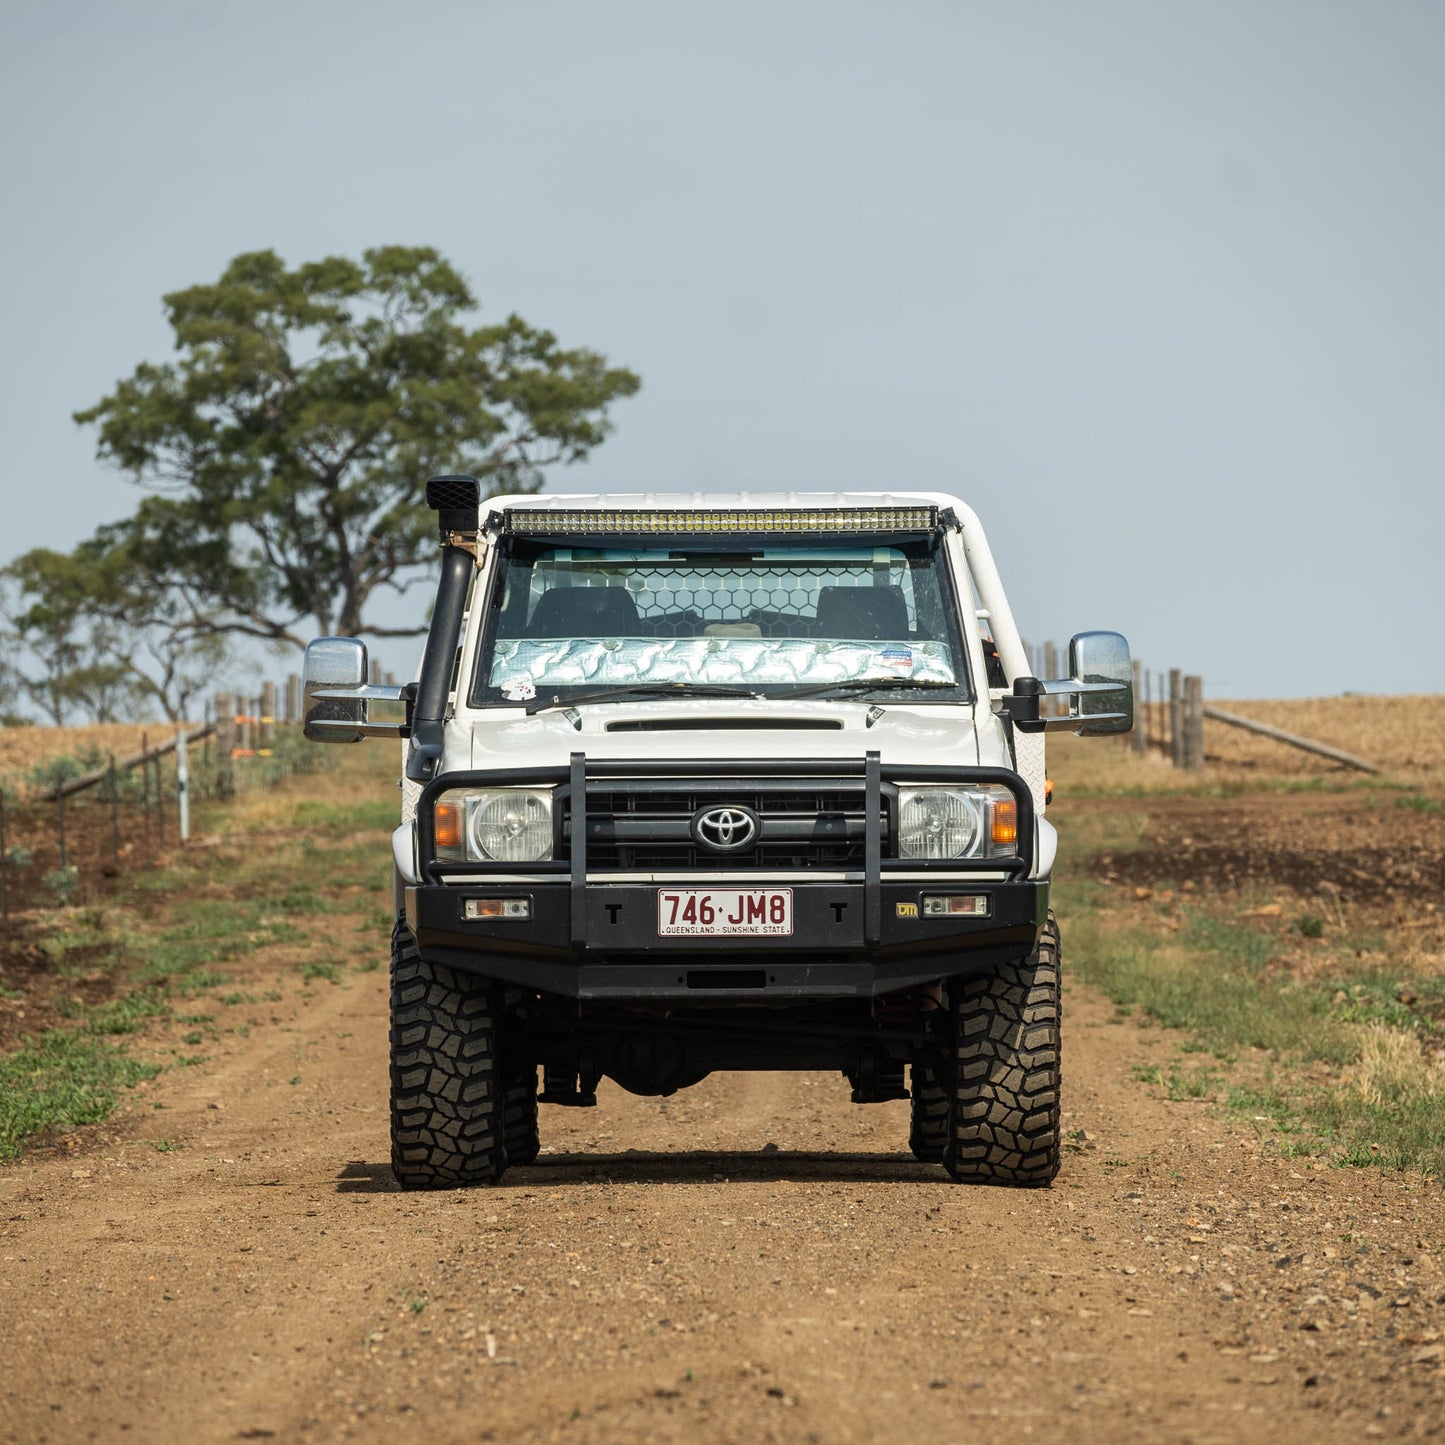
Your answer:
(573, 786), (881, 870)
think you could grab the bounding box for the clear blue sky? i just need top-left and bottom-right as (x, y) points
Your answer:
(3, 0), (1442, 698)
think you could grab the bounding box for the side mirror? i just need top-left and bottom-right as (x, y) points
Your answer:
(1067, 630), (1133, 736)
(1004, 630), (1133, 734)
(302, 637), (408, 743)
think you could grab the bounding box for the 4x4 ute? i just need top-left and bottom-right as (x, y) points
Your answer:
(303, 479), (1132, 1188)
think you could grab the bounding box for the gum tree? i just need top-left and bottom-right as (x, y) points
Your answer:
(76, 246), (641, 644)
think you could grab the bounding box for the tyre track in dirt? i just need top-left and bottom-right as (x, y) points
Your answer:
(3, 932), (1443, 1445)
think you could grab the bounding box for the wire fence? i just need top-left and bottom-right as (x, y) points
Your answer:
(0, 675), (345, 926)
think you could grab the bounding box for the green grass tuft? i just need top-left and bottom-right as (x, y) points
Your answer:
(0, 1031), (160, 1160)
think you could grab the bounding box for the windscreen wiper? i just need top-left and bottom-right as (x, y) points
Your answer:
(773, 678), (957, 703)
(524, 683), (764, 716)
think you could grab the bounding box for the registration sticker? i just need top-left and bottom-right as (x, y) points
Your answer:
(877, 646), (913, 670)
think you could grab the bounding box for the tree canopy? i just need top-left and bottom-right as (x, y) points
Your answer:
(74, 245), (641, 643)
(1, 246), (639, 724)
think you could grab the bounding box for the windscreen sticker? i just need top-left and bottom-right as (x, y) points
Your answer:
(876, 646), (913, 670)
(501, 678), (537, 702)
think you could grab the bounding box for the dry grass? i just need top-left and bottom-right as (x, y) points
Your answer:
(0, 723), (203, 792)
(1053, 693), (1444, 793)
(1352, 1024), (1445, 1107)
(1203, 694), (1444, 778)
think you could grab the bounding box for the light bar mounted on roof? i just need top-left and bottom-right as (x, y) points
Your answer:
(504, 506), (940, 536)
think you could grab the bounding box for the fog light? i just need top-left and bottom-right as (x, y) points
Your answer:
(463, 898), (531, 921)
(921, 894), (989, 918)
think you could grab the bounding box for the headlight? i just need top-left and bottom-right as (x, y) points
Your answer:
(896, 785), (1019, 859)
(434, 788), (554, 863)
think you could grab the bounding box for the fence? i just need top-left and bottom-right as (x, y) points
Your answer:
(1020, 643), (1202, 771)
(1023, 643), (1379, 775)
(0, 670), (373, 926)
(1023, 640), (1209, 771)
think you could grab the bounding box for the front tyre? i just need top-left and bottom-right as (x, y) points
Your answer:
(943, 912), (1061, 1187)
(390, 921), (507, 1189)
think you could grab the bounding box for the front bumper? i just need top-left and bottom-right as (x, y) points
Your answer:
(405, 878), (1049, 999)
(406, 753), (1046, 1000)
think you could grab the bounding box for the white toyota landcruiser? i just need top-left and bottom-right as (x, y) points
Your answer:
(302, 477), (1132, 1189)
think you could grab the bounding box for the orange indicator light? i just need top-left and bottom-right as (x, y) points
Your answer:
(435, 801), (463, 850)
(990, 798), (1018, 847)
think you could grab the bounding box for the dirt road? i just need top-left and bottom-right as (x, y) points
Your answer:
(3, 908), (1442, 1444)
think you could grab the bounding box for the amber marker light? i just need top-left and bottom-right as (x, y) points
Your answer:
(990, 797), (1018, 848)
(435, 801), (463, 851)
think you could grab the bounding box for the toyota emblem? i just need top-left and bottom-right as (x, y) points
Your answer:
(691, 804), (760, 852)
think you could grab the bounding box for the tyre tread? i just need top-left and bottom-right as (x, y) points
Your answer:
(389, 921), (506, 1189)
(943, 912), (1062, 1187)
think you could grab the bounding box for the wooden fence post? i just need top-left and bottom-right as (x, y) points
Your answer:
(1168, 669), (1183, 768)
(215, 694), (236, 799)
(139, 731), (151, 844)
(1130, 660), (1145, 752)
(1, 792), (8, 925)
(108, 757), (120, 870)
(1183, 675), (1205, 770)
(1043, 642), (1060, 715)
(369, 656), (382, 686)
(261, 680), (277, 751)
(56, 786), (69, 872)
(285, 673), (300, 725)
(153, 752), (165, 846)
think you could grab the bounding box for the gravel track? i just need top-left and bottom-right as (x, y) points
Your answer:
(3, 934), (1442, 1444)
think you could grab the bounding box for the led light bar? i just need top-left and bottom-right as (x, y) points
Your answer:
(504, 506), (939, 535)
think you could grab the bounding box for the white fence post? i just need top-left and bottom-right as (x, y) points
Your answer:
(176, 728), (190, 842)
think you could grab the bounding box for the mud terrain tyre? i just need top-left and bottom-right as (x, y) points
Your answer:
(497, 988), (540, 1166)
(943, 912), (1061, 1187)
(390, 921), (506, 1189)
(503, 1070), (541, 1165)
(908, 1066), (948, 1163)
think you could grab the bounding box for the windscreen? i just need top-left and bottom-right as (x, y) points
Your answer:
(470, 535), (971, 705)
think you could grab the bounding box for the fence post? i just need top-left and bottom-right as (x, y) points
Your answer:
(1183, 675), (1205, 771)
(153, 752), (165, 847)
(139, 731), (151, 844)
(369, 656), (382, 687)
(1043, 641), (1060, 714)
(215, 695), (235, 799)
(1, 791), (8, 926)
(1168, 669), (1183, 768)
(285, 673), (300, 725)
(56, 787), (68, 872)
(1130, 659), (1145, 752)
(261, 680), (277, 751)
(176, 729), (190, 843)
(108, 756), (120, 870)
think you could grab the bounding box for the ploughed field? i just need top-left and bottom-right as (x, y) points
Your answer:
(2, 699), (1444, 1444)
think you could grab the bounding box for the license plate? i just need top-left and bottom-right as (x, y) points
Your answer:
(657, 889), (793, 937)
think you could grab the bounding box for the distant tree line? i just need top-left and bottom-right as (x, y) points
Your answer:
(0, 246), (640, 724)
